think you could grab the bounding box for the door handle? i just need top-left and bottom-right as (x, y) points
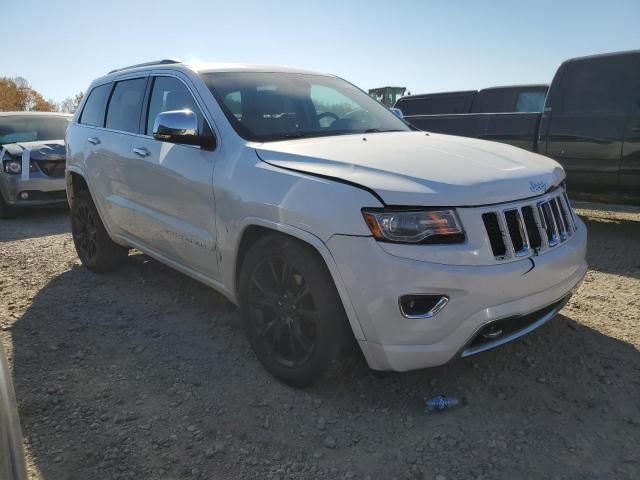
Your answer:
(132, 147), (150, 157)
(87, 137), (101, 145)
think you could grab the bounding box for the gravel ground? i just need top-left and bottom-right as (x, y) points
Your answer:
(1, 202), (639, 480)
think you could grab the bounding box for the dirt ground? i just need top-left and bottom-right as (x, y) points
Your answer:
(1, 202), (639, 480)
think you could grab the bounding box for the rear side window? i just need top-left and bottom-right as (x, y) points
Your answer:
(79, 83), (112, 127)
(146, 76), (206, 135)
(515, 91), (547, 112)
(106, 78), (147, 133)
(560, 56), (633, 114)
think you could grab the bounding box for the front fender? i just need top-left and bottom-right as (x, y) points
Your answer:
(227, 218), (366, 341)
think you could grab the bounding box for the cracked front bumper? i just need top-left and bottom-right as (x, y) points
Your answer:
(327, 218), (588, 371)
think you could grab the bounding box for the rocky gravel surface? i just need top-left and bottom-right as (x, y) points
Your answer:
(1, 202), (639, 480)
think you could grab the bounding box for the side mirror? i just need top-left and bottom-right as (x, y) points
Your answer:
(153, 110), (216, 150)
(389, 107), (404, 119)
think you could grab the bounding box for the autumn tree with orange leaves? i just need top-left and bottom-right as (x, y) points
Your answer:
(0, 77), (58, 112)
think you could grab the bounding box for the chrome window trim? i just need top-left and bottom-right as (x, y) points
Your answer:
(77, 71), (218, 151)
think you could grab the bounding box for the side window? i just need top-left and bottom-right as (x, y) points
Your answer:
(79, 83), (112, 127)
(105, 78), (147, 133)
(146, 76), (207, 135)
(515, 90), (547, 112)
(560, 57), (632, 114)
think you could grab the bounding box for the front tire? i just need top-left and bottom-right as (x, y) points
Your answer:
(239, 233), (350, 387)
(71, 190), (128, 272)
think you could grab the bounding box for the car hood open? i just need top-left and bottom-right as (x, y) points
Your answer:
(255, 131), (565, 206)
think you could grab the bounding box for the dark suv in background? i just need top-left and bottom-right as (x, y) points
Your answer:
(398, 50), (640, 203)
(395, 84), (548, 116)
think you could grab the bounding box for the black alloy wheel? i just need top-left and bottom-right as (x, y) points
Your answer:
(248, 255), (318, 369)
(73, 203), (98, 262)
(239, 233), (351, 387)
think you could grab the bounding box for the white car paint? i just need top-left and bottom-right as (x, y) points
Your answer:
(65, 61), (587, 372)
(256, 131), (566, 206)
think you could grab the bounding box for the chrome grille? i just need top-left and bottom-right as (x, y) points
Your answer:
(482, 191), (577, 261)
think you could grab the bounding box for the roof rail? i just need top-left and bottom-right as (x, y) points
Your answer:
(108, 59), (181, 74)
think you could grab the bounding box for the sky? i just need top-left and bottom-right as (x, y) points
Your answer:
(3, 0), (640, 103)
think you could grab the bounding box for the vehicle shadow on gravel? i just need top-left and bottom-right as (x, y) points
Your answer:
(579, 214), (640, 280)
(0, 207), (69, 242)
(8, 252), (640, 480)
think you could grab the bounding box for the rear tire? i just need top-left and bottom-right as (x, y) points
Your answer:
(239, 233), (350, 387)
(71, 190), (128, 272)
(0, 193), (17, 219)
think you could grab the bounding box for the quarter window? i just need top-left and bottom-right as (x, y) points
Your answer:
(105, 78), (147, 133)
(146, 77), (206, 135)
(515, 91), (547, 112)
(79, 83), (112, 127)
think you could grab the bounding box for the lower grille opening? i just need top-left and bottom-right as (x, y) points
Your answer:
(482, 212), (507, 258)
(465, 298), (565, 352)
(16, 190), (67, 202)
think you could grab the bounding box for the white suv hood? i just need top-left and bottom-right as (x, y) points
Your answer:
(256, 131), (565, 206)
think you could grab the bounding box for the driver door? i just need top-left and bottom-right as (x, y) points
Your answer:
(126, 74), (219, 278)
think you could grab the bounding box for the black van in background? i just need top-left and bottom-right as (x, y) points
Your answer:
(395, 85), (548, 116)
(399, 50), (640, 203)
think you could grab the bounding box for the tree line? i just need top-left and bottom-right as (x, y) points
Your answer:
(0, 76), (83, 113)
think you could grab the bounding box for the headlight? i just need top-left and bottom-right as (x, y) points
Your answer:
(3, 160), (22, 174)
(362, 208), (464, 244)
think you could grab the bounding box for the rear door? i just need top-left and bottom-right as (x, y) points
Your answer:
(544, 55), (634, 194)
(95, 75), (149, 238)
(126, 73), (219, 278)
(619, 54), (640, 200)
(74, 80), (140, 237)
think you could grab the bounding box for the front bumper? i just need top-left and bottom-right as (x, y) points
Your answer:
(0, 172), (67, 207)
(327, 217), (588, 371)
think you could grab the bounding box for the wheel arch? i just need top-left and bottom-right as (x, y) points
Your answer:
(66, 168), (89, 208)
(232, 219), (366, 341)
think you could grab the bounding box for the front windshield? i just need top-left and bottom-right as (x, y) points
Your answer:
(0, 116), (70, 146)
(201, 72), (410, 141)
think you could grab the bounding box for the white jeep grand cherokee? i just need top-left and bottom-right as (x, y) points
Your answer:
(65, 60), (587, 386)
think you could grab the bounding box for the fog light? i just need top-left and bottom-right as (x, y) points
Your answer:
(399, 294), (449, 319)
(20, 192), (29, 200)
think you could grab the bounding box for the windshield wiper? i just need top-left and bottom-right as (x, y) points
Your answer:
(261, 130), (361, 141)
(260, 128), (408, 142)
(363, 128), (406, 133)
